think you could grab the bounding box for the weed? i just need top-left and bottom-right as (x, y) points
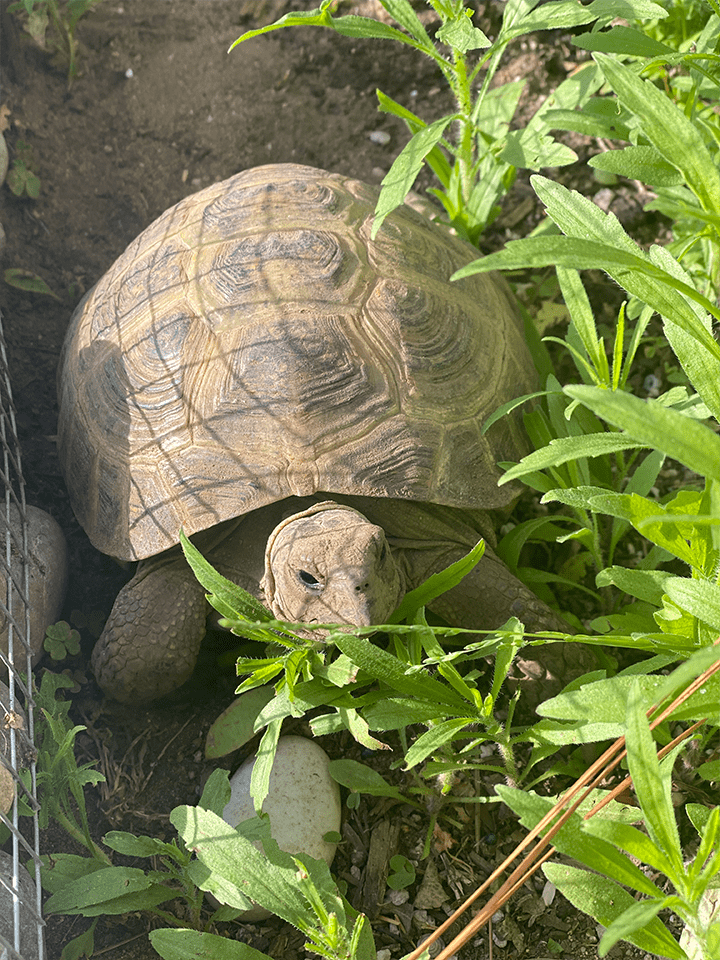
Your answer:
(6, 139), (40, 199)
(8, 0), (102, 85)
(43, 621), (81, 661)
(502, 661), (720, 960)
(230, 0), (616, 245)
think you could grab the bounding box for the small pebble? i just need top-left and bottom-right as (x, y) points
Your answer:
(125, 68), (133, 78)
(387, 888), (410, 906)
(369, 130), (391, 145)
(643, 373), (661, 397)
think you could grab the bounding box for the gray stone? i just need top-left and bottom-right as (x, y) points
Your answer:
(0, 505), (68, 671)
(0, 850), (43, 960)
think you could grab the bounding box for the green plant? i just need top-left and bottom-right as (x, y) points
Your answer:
(8, 0), (102, 85)
(182, 530), (598, 807)
(34, 671), (109, 865)
(6, 139), (40, 198)
(43, 621), (81, 661)
(500, 661), (720, 959)
(40, 743), (377, 960)
(447, 1), (720, 631)
(228, 0), (672, 246)
(549, 11), (720, 297)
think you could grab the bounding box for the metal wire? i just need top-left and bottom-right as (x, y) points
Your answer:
(0, 305), (45, 960)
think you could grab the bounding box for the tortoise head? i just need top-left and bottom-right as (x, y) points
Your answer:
(261, 501), (404, 629)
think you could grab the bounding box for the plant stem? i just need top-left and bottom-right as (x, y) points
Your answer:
(54, 807), (112, 864)
(451, 49), (475, 208)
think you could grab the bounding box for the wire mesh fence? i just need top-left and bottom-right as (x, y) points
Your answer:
(0, 306), (45, 960)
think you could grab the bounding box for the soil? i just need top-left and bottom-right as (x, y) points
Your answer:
(0, 3), (680, 959)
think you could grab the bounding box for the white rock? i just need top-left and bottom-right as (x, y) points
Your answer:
(223, 735), (341, 919)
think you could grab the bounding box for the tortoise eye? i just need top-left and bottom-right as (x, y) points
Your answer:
(299, 569), (322, 590)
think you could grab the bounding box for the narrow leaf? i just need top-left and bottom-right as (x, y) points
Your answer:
(500, 432), (642, 484)
(150, 928), (272, 960)
(574, 25), (675, 57)
(625, 681), (683, 875)
(4, 268), (61, 299)
(333, 633), (469, 709)
(665, 578), (720, 632)
(595, 53), (720, 218)
(564, 385), (720, 481)
(372, 115), (456, 238)
(390, 539), (485, 622)
(589, 146), (684, 187)
(542, 863), (686, 958)
(328, 758), (408, 801)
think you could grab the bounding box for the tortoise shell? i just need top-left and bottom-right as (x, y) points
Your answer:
(58, 163), (536, 561)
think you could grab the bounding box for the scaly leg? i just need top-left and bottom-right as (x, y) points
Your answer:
(91, 559), (208, 703)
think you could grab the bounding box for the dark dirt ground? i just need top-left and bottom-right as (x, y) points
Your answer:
(0, 2), (683, 959)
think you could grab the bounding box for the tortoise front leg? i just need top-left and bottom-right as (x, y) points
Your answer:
(91, 559), (208, 703)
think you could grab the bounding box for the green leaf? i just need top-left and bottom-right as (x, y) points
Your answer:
(198, 768), (233, 817)
(538, 674), (660, 725)
(583, 0), (669, 17)
(545, 99), (632, 141)
(556, 267), (606, 382)
(502, 0), (599, 42)
(454, 227), (720, 360)
(687, 803), (715, 836)
(595, 53), (720, 219)
(546, 488), (697, 566)
(150, 928), (273, 960)
(542, 863), (686, 959)
(598, 896), (677, 958)
(390, 539), (485, 623)
(403, 717), (475, 769)
(40, 853), (108, 895)
(652, 244), (720, 424)
(249, 719), (282, 813)
(574, 25), (675, 57)
(328, 758), (408, 802)
(582, 818), (676, 878)
(171, 805), (316, 924)
(362, 697), (450, 730)
(102, 831), (177, 859)
(436, 13), (490, 52)
(332, 632), (470, 709)
(625, 681), (683, 876)
(372, 115), (456, 238)
(665, 578), (720, 632)
(44, 866), (173, 915)
(180, 531), (275, 625)
(60, 924), (97, 960)
(501, 128), (577, 170)
(500, 432), (642, 484)
(205, 686), (277, 759)
(595, 566), (672, 605)
(228, 3), (428, 52)
(564, 385), (720, 481)
(379, 0), (433, 46)
(337, 706), (391, 751)
(498, 786), (665, 898)
(589, 146), (684, 187)
(4, 268), (61, 299)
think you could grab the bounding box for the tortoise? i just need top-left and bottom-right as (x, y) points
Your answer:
(58, 163), (570, 704)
